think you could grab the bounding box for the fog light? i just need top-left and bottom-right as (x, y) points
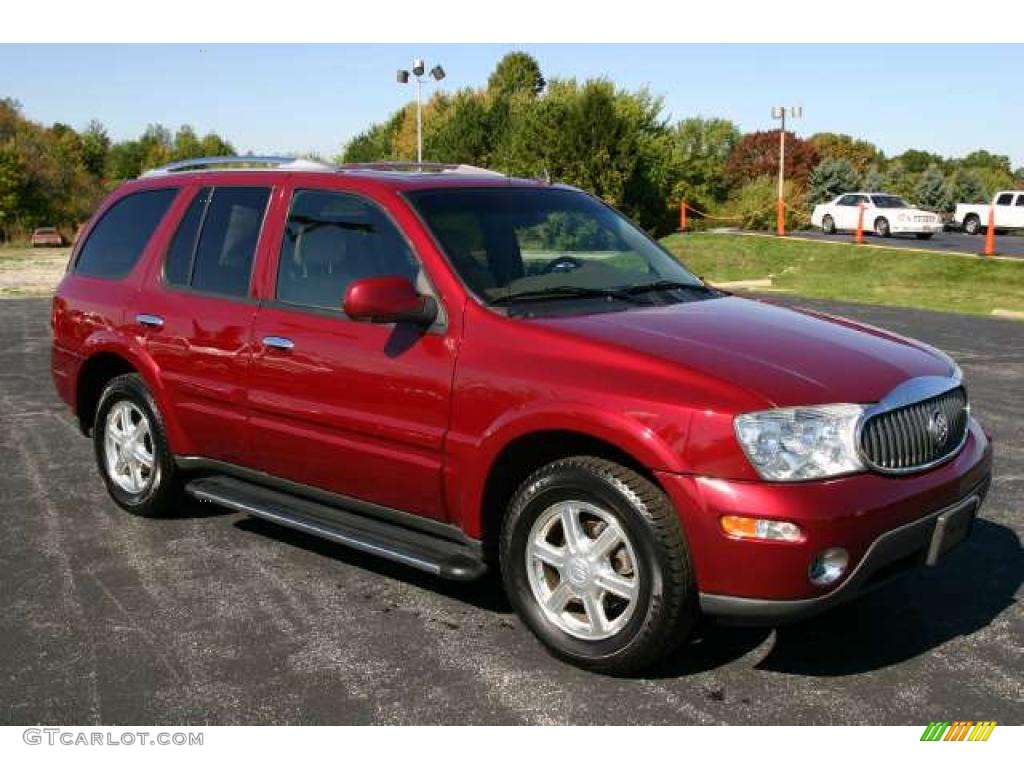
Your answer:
(809, 547), (849, 586)
(720, 515), (802, 542)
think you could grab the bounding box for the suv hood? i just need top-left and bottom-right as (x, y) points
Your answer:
(536, 296), (953, 407)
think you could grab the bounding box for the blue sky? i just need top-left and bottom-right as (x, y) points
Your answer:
(2, 44), (1021, 166)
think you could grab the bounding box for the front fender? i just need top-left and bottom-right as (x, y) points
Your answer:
(446, 399), (690, 539)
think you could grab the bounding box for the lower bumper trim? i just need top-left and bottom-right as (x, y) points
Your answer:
(699, 477), (989, 625)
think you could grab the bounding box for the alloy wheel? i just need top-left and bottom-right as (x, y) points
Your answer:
(103, 401), (156, 494)
(525, 500), (640, 641)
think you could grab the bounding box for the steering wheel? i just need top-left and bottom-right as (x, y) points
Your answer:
(541, 256), (585, 274)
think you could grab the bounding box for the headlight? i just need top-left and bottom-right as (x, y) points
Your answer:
(734, 405), (865, 481)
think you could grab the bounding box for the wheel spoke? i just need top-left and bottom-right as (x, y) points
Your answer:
(133, 446), (153, 468)
(560, 505), (586, 554)
(590, 525), (623, 560)
(596, 570), (637, 601)
(545, 582), (572, 613)
(582, 591), (607, 634)
(129, 461), (144, 492)
(530, 539), (566, 569)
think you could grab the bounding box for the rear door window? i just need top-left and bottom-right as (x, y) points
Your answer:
(75, 188), (178, 278)
(163, 186), (270, 298)
(996, 193), (1014, 206)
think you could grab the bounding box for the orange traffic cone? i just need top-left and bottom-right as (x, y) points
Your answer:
(854, 202), (865, 245)
(983, 205), (996, 257)
(680, 201), (688, 232)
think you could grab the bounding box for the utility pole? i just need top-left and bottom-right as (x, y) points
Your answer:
(771, 106), (802, 236)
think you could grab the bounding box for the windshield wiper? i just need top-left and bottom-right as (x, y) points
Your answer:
(623, 279), (715, 295)
(490, 285), (647, 306)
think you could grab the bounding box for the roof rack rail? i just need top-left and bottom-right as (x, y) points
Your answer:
(140, 155), (336, 178)
(340, 161), (504, 177)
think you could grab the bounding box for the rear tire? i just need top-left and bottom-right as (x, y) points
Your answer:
(874, 217), (891, 238)
(963, 214), (981, 235)
(500, 456), (698, 675)
(93, 373), (182, 517)
(822, 215), (836, 235)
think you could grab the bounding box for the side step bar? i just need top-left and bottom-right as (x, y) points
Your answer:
(185, 475), (486, 581)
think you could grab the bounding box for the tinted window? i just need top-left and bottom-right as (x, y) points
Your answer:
(1016, 195), (1024, 207)
(276, 190), (418, 311)
(996, 193), (1013, 205)
(191, 187), (270, 297)
(164, 187), (210, 286)
(837, 195), (857, 206)
(75, 188), (178, 278)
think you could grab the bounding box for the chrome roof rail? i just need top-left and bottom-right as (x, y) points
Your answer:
(340, 161), (504, 177)
(140, 155), (336, 178)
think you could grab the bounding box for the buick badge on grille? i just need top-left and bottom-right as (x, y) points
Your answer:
(928, 409), (951, 447)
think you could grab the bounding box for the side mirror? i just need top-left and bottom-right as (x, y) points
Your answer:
(343, 276), (438, 326)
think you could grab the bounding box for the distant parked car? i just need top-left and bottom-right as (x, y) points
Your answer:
(31, 227), (64, 247)
(811, 193), (943, 239)
(953, 191), (1024, 235)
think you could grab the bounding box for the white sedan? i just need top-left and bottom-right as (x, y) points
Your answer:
(811, 193), (944, 239)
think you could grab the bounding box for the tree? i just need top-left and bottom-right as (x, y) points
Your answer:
(861, 165), (885, 192)
(663, 117), (740, 213)
(947, 170), (986, 206)
(959, 149), (1012, 174)
(487, 51), (545, 98)
(884, 161), (913, 198)
(725, 130), (819, 187)
(892, 149), (946, 174)
(914, 164), (949, 211)
(809, 132), (881, 173)
(80, 120), (110, 178)
(807, 158), (861, 203)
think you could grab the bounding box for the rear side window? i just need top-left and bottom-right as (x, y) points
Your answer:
(75, 188), (178, 278)
(163, 186), (270, 298)
(996, 193), (1014, 205)
(165, 187), (210, 286)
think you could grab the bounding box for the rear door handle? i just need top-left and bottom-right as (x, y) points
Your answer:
(136, 313), (164, 329)
(262, 336), (295, 351)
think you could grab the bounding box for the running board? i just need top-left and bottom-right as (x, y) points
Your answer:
(185, 475), (486, 581)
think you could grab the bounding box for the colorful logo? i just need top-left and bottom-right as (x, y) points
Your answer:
(920, 721), (997, 741)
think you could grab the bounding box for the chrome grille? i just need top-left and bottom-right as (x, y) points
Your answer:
(859, 387), (968, 472)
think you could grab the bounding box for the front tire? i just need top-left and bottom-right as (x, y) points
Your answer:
(500, 457), (697, 674)
(963, 214), (981, 235)
(93, 373), (182, 517)
(822, 215), (836, 235)
(874, 217), (891, 237)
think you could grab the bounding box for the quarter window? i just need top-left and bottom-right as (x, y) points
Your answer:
(276, 190), (419, 311)
(75, 188), (178, 278)
(1016, 195), (1024, 207)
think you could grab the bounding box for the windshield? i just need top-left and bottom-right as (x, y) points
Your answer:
(871, 195), (911, 209)
(407, 187), (706, 312)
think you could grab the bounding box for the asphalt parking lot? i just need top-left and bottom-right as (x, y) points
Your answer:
(791, 229), (1024, 259)
(0, 297), (1020, 725)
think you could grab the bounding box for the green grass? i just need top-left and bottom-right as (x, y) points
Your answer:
(661, 233), (1024, 317)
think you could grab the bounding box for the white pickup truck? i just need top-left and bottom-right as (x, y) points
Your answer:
(953, 190), (1024, 234)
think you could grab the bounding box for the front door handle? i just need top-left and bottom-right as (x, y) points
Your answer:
(136, 313), (164, 329)
(262, 336), (295, 351)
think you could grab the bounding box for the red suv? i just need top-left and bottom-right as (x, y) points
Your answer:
(51, 157), (992, 673)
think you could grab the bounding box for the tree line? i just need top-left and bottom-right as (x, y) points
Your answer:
(0, 97), (233, 242)
(342, 52), (1024, 234)
(3, 51), (1022, 242)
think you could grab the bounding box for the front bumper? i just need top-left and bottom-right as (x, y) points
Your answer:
(655, 417), (992, 622)
(698, 479), (989, 623)
(890, 222), (943, 234)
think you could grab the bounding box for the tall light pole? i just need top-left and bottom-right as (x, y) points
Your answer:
(771, 106), (802, 236)
(397, 59), (446, 163)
